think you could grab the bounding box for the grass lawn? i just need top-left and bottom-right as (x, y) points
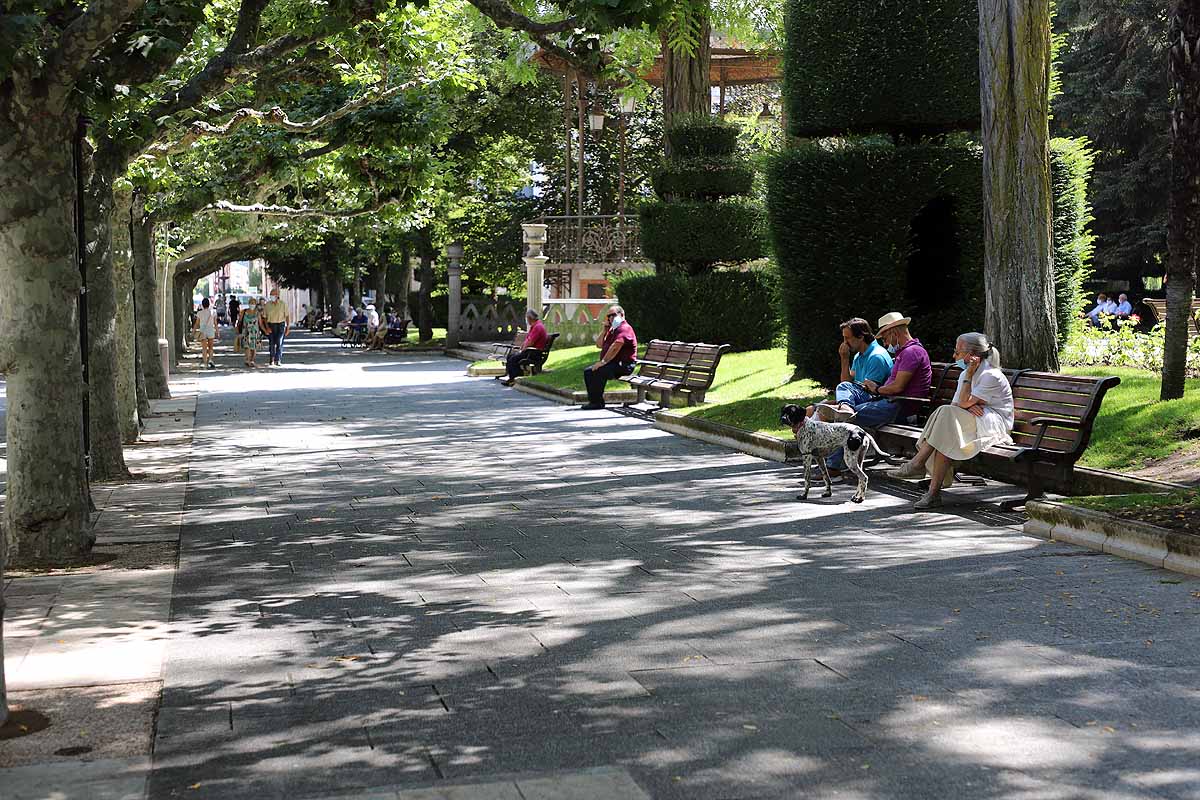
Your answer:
(1063, 367), (1200, 470)
(1065, 489), (1200, 534)
(522, 346), (826, 431)
(386, 327), (446, 349)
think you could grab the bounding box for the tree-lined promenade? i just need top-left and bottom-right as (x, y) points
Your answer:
(1, 0), (1197, 767)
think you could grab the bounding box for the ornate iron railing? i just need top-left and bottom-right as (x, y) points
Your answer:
(531, 215), (645, 265)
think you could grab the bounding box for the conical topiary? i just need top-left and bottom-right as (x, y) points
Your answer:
(640, 116), (765, 275)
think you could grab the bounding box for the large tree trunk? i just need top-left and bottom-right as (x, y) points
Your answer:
(83, 158), (132, 479)
(323, 270), (346, 324)
(979, 0), (1060, 371)
(132, 197), (170, 398)
(111, 185), (139, 444)
(660, 17), (712, 138)
(395, 251), (413, 323)
(350, 276), (362, 310)
(0, 114), (92, 562)
(373, 258), (388, 311)
(1163, 0), (1200, 400)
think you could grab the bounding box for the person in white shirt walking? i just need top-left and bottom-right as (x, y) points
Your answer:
(193, 297), (218, 369)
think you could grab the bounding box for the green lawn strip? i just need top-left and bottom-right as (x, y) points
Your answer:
(1063, 367), (1200, 470)
(672, 348), (826, 438)
(1064, 490), (1200, 513)
(387, 328), (447, 349)
(521, 345), (611, 390)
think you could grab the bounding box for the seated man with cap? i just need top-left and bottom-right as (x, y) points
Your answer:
(823, 311), (933, 472)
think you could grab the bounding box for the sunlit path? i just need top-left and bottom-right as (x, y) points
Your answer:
(148, 332), (1200, 799)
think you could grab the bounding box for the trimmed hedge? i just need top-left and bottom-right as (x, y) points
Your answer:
(613, 268), (784, 352)
(652, 157), (755, 200)
(783, 0), (980, 137)
(681, 269), (784, 351)
(610, 272), (690, 343)
(766, 139), (1096, 387)
(640, 200), (767, 273)
(666, 116), (740, 158)
(1049, 137), (1097, 346)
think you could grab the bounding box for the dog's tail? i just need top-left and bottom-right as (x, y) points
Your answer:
(863, 433), (905, 465)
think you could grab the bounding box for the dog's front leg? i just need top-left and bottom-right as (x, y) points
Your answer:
(798, 455), (812, 500)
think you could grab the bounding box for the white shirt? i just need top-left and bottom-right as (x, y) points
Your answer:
(1114, 300), (1132, 315)
(367, 308), (380, 329)
(957, 363), (1014, 444)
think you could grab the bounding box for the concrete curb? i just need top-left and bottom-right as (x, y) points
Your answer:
(467, 363), (506, 377)
(1025, 499), (1200, 576)
(512, 380), (636, 406)
(654, 410), (799, 463)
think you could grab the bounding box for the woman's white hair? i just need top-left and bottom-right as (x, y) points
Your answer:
(958, 332), (1000, 368)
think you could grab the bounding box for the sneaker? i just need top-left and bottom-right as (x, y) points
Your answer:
(576, 403), (605, 411)
(913, 492), (943, 510)
(813, 403), (838, 422)
(887, 461), (926, 480)
(832, 404), (858, 423)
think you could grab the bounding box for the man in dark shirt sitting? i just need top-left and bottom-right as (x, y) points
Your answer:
(500, 309), (549, 386)
(580, 304), (637, 410)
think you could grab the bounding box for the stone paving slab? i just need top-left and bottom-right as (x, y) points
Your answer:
(143, 334), (1200, 799)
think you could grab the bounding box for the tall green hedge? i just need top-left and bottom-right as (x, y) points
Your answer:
(613, 268), (783, 351)
(783, 0), (980, 137)
(610, 272), (690, 342)
(766, 138), (1095, 388)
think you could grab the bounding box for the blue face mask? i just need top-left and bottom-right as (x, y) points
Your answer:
(886, 344), (898, 355)
(955, 358), (969, 370)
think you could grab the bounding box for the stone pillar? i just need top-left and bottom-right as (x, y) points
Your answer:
(521, 223), (549, 316)
(445, 241), (464, 348)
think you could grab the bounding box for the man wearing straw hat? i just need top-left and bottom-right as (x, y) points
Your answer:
(822, 311), (932, 472)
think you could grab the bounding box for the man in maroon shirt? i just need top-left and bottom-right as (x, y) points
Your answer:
(500, 310), (549, 385)
(580, 304), (638, 410)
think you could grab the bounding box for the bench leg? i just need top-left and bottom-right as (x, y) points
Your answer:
(657, 389), (672, 408)
(999, 463), (1045, 512)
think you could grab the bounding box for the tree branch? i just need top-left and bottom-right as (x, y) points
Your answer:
(463, 0), (579, 34)
(145, 79), (417, 158)
(202, 195), (401, 218)
(45, 0), (148, 110)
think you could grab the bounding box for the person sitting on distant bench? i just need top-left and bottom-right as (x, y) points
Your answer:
(500, 309), (549, 387)
(1086, 293), (1116, 327)
(1113, 293), (1133, 318)
(344, 307), (369, 344)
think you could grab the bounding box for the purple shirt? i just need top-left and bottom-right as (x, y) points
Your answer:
(886, 338), (932, 419)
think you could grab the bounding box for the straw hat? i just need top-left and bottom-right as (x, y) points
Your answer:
(876, 312), (911, 335)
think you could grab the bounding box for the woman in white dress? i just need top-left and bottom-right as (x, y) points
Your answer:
(192, 297), (217, 369)
(887, 332), (1014, 509)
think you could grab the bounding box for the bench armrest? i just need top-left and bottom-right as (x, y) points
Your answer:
(1026, 416), (1083, 451)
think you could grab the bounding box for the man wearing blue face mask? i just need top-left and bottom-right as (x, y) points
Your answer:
(580, 304), (638, 410)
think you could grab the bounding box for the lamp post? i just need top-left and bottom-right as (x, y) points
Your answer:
(445, 241), (464, 348)
(617, 96), (635, 218)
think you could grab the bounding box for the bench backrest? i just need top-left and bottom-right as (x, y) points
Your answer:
(923, 363), (1119, 460)
(1142, 297), (1200, 328)
(543, 332), (560, 353)
(681, 343), (732, 390)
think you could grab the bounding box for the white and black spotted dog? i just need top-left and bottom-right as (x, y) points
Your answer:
(779, 404), (901, 503)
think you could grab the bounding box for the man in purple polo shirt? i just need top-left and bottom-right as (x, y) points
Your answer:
(860, 311), (933, 424)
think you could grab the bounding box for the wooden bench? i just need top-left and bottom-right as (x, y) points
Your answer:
(1142, 297), (1200, 336)
(383, 318), (411, 344)
(619, 339), (731, 407)
(874, 363), (1120, 511)
(491, 332), (560, 375)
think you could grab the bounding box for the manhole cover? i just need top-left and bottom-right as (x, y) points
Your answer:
(0, 709), (51, 740)
(54, 745), (93, 756)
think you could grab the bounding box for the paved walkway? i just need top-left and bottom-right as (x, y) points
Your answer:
(25, 332), (1200, 799)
